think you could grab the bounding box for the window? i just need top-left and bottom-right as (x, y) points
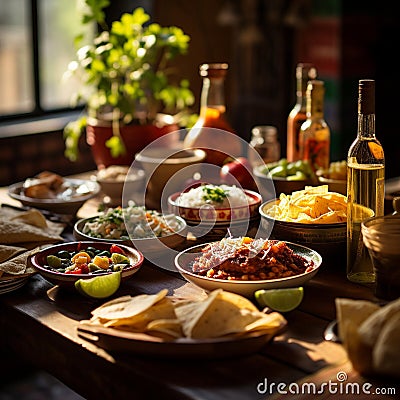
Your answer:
(0, 0), (94, 120)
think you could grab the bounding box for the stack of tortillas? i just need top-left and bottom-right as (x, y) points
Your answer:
(0, 207), (64, 279)
(335, 297), (400, 378)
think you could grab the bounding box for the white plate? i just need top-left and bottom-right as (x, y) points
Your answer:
(8, 178), (100, 215)
(174, 240), (322, 298)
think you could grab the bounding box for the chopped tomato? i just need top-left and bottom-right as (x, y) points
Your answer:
(110, 244), (125, 255)
(66, 267), (82, 275)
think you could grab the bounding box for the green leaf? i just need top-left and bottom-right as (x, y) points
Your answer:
(105, 136), (126, 158)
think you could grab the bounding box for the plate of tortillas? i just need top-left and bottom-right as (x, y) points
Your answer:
(0, 207), (65, 293)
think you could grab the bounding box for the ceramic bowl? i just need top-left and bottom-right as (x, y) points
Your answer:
(316, 171), (347, 195)
(8, 179), (100, 215)
(96, 166), (146, 206)
(135, 146), (207, 209)
(253, 164), (317, 201)
(362, 214), (400, 300)
(74, 214), (188, 258)
(174, 241), (322, 298)
(259, 198), (347, 261)
(168, 189), (262, 225)
(28, 241), (144, 287)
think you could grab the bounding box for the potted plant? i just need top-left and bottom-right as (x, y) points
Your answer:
(63, 0), (196, 168)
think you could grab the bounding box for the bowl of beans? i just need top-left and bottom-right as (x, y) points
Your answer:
(28, 241), (144, 287)
(174, 236), (322, 298)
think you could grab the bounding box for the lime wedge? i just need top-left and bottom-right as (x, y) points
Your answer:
(75, 272), (121, 299)
(254, 287), (304, 312)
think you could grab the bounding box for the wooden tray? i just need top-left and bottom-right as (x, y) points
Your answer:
(77, 323), (283, 359)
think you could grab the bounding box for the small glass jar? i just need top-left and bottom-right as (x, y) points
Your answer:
(249, 125), (280, 165)
(393, 196), (400, 215)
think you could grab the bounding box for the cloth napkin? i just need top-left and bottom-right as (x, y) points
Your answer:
(0, 207), (64, 278)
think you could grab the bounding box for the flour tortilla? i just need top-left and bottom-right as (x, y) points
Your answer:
(0, 247), (40, 276)
(335, 298), (380, 343)
(0, 244), (26, 263)
(372, 311), (400, 377)
(91, 289), (169, 320)
(358, 297), (400, 347)
(175, 289), (284, 339)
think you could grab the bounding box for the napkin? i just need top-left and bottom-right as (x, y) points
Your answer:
(0, 207), (64, 278)
(335, 297), (400, 379)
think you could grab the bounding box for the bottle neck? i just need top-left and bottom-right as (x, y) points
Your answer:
(200, 77), (226, 113)
(357, 113), (375, 138)
(306, 91), (324, 119)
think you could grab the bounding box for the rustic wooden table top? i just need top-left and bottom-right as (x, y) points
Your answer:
(0, 175), (398, 400)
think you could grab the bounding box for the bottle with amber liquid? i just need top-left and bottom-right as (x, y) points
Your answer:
(347, 79), (385, 283)
(183, 63), (242, 166)
(287, 63), (317, 162)
(299, 79), (330, 172)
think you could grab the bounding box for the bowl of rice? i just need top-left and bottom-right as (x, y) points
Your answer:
(167, 184), (262, 225)
(74, 203), (187, 257)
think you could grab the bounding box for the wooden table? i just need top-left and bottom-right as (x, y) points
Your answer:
(0, 181), (398, 399)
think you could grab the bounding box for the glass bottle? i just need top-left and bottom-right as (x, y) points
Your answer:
(249, 125), (280, 165)
(299, 79), (330, 172)
(287, 63), (317, 162)
(347, 79), (385, 283)
(183, 63), (242, 166)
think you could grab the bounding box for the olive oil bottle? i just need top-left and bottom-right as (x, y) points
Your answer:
(347, 79), (385, 283)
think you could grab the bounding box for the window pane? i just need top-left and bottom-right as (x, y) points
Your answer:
(39, 0), (94, 110)
(0, 0), (33, 115)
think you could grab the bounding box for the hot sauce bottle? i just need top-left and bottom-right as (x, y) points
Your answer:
(287, 63), (317, 162)
(183, 63), (242, 167)
(299, 79), (330, 172)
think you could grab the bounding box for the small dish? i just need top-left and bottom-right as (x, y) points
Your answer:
(74, 213), (187, 258)
(96, 166), (145, 206)
(28, 241), (144, 287)
(168, 188), (262, 224)
(174, 240), (322, 298)
(8, 178), (100, 215)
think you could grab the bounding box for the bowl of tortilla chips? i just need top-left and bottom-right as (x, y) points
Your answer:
(259, 185), (349, 261)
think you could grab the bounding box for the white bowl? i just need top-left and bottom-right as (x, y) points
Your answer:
(174, 240), (322, 298)
(96, 166), (146, 206)
(8, 178), (100, 215)
(168, 189), (262, 224)
(74, 214), (187, 258)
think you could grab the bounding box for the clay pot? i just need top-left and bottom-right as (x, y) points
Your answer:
(86, 119), (180, 169)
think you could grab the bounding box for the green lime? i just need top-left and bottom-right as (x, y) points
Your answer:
(75, 271), (121, 299)
(254, 287), (304, 312)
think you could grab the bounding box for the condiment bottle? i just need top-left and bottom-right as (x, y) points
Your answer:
(347, 79), (385, 283)
(183, 63), (242, 167)
(249, 125), (280, 165)
(287, 63), (317, 162)
(299, 79), (330, 172)
(393, 197), (400, 215)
